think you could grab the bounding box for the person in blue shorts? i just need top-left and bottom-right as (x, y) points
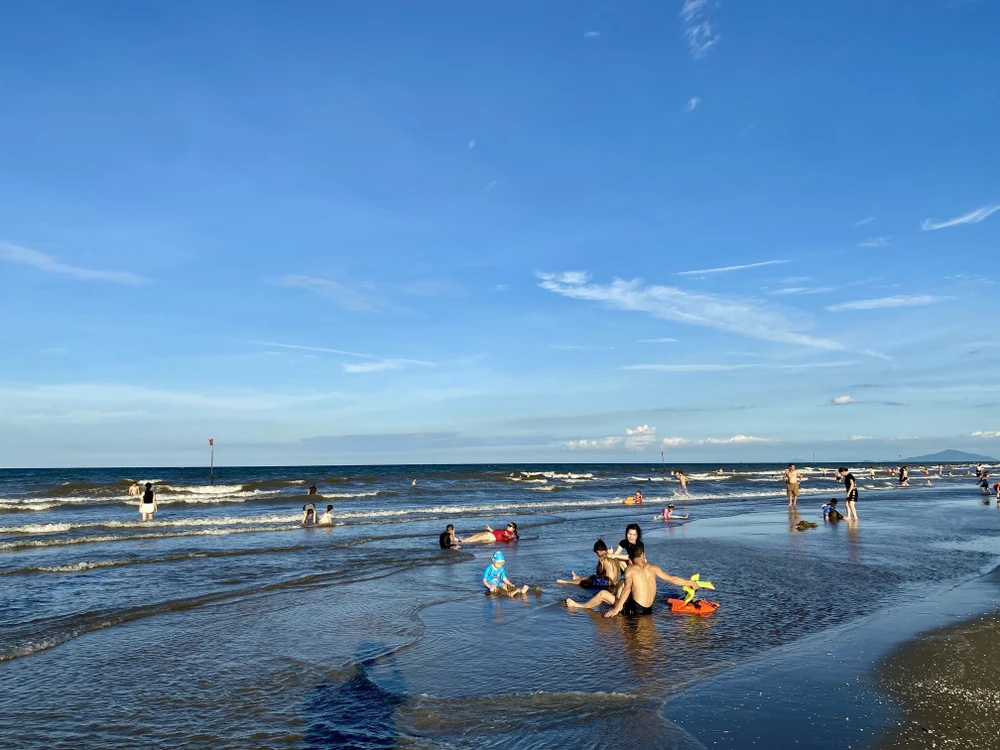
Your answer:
(556, 540), (620, 589)
(482, 551), (528, 596)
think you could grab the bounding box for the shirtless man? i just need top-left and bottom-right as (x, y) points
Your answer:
(128, 480), (141, 497)
(782, 464), (802, 508)
(565, 542), (704, 616)
(557, 540), (620, 589)
(672, 469), (691, 495)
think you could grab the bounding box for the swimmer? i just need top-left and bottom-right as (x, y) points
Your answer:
(462, 522), (520, 544)
(308, 485), (318, 496)
(411, 478), (417, 486)
(483, 551), (528, 596)
(128, 480), (141, 497)
(139, 482), (157, 521)
(439, 524), (461, 549)
(318, 504), (334, 525)
(634, 489), (644, 504)
(302, 503), (317, 525)
(672, 469), (691, 495)
(565, 542), (704, 616)
(869, 468), (876, 480)
(557, 540), (620, 589)
(782, 464), (802, 508)
(898, 465), (909, 487)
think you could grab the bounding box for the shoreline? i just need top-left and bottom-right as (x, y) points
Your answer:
(665, 562), (1000, 748)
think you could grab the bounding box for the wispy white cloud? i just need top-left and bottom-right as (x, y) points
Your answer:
(972, 431), (1000, 439)
(484, 180), (498, 191)
(341, 359), (434, 374)
(550, 344), (613, 351)
(854, 216), (876, 227)
(832, 395), (859, 405)
(826, 295), (935, 312)
(921, 203), (1000, 231)
(639, 337), (679, 343)
(538, 271), (842, 350)
(859, 236), (890, 248)
(583, 30), (600, 38)
(468, 139), (476, 149)
(255, 341), (434, 375)
(680, 0), (720, 58)
(277, 275), (382, 312)
(769, 287), (835, 296)
(676, 259), (790, 276)
(849, 435), (873, 440)
(684, 97), (701, 113)
(0, 242), (147, 285)
(623, 361), (854, 372)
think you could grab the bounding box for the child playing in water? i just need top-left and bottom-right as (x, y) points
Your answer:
(822, 499), (844, 522)
(556, 540), (620, 589)
(482, 551), (529, 596)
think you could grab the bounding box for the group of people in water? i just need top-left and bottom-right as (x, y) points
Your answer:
(438, 518), (711, 617)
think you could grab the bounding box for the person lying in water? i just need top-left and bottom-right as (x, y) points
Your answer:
(565, 542), (704, 616)
(482, 551), (528, 596)
(556, 539), (620, 589)
(439, 524), (461, 549)
(462, 522), (520, 544)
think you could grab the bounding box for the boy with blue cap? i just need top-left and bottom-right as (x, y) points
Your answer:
(482, 551), (529, 596)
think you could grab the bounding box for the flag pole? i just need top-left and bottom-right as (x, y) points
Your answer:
(210, 438), (215, 485)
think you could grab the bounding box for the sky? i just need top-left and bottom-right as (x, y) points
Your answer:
(1, 0), (998, 467)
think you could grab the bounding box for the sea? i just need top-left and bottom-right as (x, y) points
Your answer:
(1, 462), (998, 749)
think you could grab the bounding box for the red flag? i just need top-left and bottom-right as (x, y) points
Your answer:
(209, 438), (214, 446)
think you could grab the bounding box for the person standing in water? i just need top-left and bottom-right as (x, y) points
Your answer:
(838, 467), (859, 520)
(898, 466), (909, 487)
(128, 480), (141, 497)
(139, 482), (157, 521)
(782, 464), (802, 508)
(672, 469), (691, 496)
(565, 542), (705, 615)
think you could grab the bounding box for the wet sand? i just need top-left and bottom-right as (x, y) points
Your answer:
(877, 608), (1000, 748)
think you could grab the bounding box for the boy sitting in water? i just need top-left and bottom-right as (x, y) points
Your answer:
(822, 499), (844, 522)
(483, 551), (529, 596)
(556, 540), (620, 590)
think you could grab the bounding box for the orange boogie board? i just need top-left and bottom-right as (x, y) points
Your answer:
(667, 598), (720, 615)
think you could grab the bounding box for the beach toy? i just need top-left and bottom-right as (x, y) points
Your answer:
(666, 573), (718, 614)
(667, 598), (720, 615)
(623, 495), (636, 505)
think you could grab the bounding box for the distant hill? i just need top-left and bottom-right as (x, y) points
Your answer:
(898, 449), (997, 463)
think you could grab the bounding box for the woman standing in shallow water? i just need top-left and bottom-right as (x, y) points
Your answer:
(139, 482), (157, 521)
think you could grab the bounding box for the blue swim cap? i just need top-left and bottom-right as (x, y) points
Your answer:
(492, 551), (505, 563)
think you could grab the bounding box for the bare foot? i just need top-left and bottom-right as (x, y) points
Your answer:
(519, 585), (529, 595)
(566, 598), (581, 609)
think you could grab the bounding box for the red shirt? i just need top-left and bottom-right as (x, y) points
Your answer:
(492, 529), (514, 542)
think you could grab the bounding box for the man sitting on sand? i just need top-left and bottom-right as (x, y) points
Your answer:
(557, 540), (619, 589)
(483, 551), (528, 596)
(565, 542), (704, 616)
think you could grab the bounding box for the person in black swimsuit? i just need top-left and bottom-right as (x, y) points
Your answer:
(439, 524), (461, 549)
(837, 467), (859, 520)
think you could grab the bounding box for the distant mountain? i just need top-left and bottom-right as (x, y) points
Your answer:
(898, 449), (997, 463)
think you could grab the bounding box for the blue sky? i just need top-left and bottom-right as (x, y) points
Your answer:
(1, 0), (998, 467)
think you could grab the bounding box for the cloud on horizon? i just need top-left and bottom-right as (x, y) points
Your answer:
(538, 271), (842, 350)
(0, 242), (147, 285)
(567, 424), (658, 452)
